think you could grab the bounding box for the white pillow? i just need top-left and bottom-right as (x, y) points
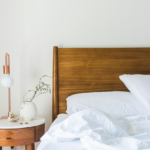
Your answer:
(119, 74), (150, 110)
(66, 91), (149, 117)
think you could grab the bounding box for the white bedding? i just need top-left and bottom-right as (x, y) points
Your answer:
(38, 109), (150, 150)
(37, 140), (86, 150)
(66, 91), (149, 117)
(51, 114), (69, 126)
(38, 114), (86, 150)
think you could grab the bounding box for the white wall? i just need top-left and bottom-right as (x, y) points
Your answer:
(0, 0), (150, 149)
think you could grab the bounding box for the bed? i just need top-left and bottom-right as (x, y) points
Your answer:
(38, 47), (150, 150)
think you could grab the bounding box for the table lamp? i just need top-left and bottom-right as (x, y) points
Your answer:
(0, 53), (13, 120)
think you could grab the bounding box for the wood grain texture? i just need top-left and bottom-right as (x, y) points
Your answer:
(53, 46), (59, 121)
(0, 124), (45, 147)
(25, 143), (35, 150)
(52, 47), (150, 119)
(35, 124), (45, 142)
(0, 128), (34, 146)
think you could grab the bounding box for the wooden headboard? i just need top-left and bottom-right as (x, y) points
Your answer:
(52, 46), (150, 121)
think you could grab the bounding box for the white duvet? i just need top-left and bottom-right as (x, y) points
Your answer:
(40, 109), (150, 150)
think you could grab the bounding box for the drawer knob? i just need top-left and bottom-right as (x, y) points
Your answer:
(6, 137), (11, 140)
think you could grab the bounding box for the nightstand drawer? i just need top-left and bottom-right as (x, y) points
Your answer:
(0, 127), (35, 146)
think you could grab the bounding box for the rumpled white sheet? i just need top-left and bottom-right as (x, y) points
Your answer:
(41, 109), (150, 150)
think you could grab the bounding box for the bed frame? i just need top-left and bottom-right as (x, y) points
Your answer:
(52, 46), (150, 121)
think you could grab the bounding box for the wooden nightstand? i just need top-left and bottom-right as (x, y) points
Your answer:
(0, 117), (45, 150)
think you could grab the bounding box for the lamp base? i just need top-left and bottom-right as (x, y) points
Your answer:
(0, 116), (8, 120)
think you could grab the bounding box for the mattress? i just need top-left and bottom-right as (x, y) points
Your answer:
(37, 114), (87, 150)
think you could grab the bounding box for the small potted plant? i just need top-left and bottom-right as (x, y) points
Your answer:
(20, 75), (51, 121)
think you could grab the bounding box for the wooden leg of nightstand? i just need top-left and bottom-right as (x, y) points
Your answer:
(0, 147), (2, 150)
(25, 144), (35, 150)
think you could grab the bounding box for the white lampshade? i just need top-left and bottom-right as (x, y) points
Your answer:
(1, 74), (13, 88)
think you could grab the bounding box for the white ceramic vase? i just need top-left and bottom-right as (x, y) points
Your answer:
(20, 101), (37, 121)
